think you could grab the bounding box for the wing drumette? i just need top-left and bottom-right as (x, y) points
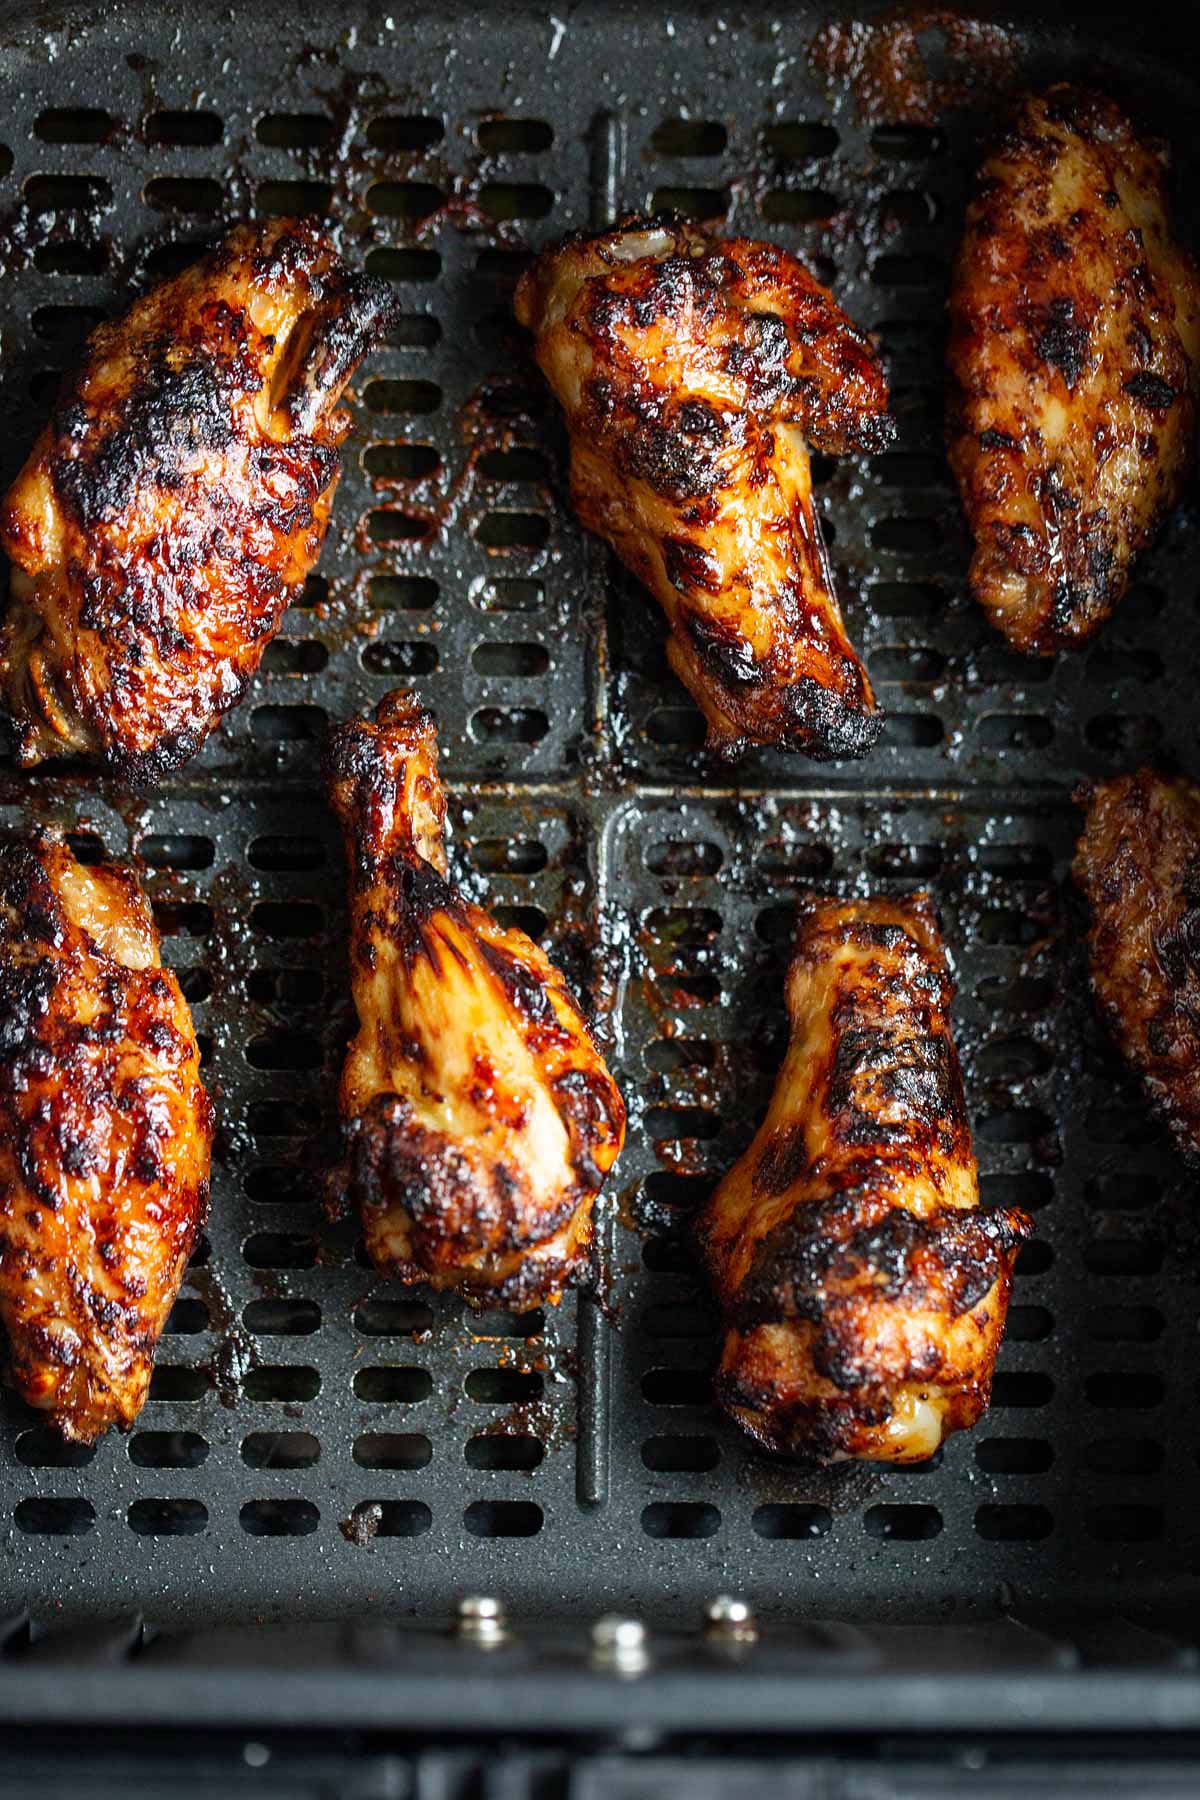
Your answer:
(0, 218), (397, 781)
(0, 831), (212, 1440)
(699, 893), (1030, 1462)
(515, 218), (893, 759)
(947, 86), (1200, 654)
(328, 688), (626, 1307)
(1075, 767), (1200, 1156)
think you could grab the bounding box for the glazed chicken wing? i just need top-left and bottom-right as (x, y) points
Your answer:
(948, 86), (1200, 654)
(0, 831), (212, 1440)
(328, 688), (626, 1306)
(1075, 767), (1200, 1156)
(515, 218), (893, 759)
(0, 218), (397, 781)
(699, 893), (1030, 1462)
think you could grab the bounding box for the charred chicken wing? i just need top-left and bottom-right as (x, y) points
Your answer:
(515, 217), (893, 759)
(0, 831), (212, 1440)
(699, 893), (1030, 1462)
(1075, 767), (1200, 1156)
(328, 688), (626, 1306)
(0, 218), (397, 781)
(948, 85), (1200, 654)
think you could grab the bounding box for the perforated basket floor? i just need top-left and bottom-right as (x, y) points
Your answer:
(0, 0), (1197, 1633)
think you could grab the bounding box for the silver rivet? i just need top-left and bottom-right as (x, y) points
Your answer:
(456, 1594), (508, 1647)
(704, 1594), (758, 1644)
(591, 1613), (650, 1675)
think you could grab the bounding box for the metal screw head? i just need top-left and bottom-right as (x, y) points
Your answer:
(591, 1613), (650, 1674)
(456, 1594), (508, 1647)
(704, 1594), (758, 1644)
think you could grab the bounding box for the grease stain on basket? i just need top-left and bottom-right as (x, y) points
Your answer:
(188, 1265), (262, 1408)
(810, 8), (1019, 125)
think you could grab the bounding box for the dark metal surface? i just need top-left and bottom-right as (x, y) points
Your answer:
(4, 1611), (1200, 1737)
(0, 0), (1196, 1648)
(11, 1731), (1200, 1800)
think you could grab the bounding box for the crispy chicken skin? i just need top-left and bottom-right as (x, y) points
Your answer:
(0, 218), (398, 782)
(699, 893), (1030, 1463)
(515, 217), (893, 759)
(1075, 768), (1200, 1157)
(328, 688), (626, 1307)
(947, 85), (1200, 655)
(0, 831), (212, 1440)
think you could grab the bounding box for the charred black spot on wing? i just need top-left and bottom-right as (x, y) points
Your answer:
(1085, 536), (1116, 591)
(747, 308), (790, 368)
(827, 1021), (963, 1142)
(386, 857), (462, 968)
(979, 427), (1018, 451)
(276, 270), (402, 436)
(251, 438), (341, 530)
(844, 407), (896, 456)
(753, 1120), (810, 1196)
(1039, 462), (1079, 522)
(246, 219), (334, 286)
(1033, 296), (1088, 390)
(52, 341), (242, 532)
(662, 534), (723, 597)
(107, 718), (217, 791)
(0, 836), (57, 926)
(1156, 902), (1200, 995)
(678, 398), (726, 439)
(587, 250), (703, 341)
(799, 384), (896, 458)
(840, 919), (916, 955)
(1124, 372), (1178, 410)
(733, 1194), (1031, 1341)
(1047, 578), (1083, 637)
(352, 1092), (519, 1252)
(325, 716), (377, 798)
(720, 309), (795, 414)
(617, 402), (731, 504)
(348, 1089), (585, 1259)
(475, 934), (560, 1032)
(681, 609), (764, 686)
(0, 955), (59, 1064)
(778, 674), (883, 761)
(553, 1064), (626, 1181)
(348, 1090), (463, 1233)
(395, 855), (452, 912)
(0, 844), (72, 1082)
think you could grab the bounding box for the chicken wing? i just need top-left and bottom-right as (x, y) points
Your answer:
(515, 217), (893, 759)
(0, 218), (397, 782)
(328, 688), (626, 1306)
(699, 893), (1030, 1462)
(947, 85), (1200, 654)
(0, 830), (212, 1440)
(1075, 767), (1200, 1156)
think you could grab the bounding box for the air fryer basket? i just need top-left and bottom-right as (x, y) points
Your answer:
(0, 0), (1198, 1730)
